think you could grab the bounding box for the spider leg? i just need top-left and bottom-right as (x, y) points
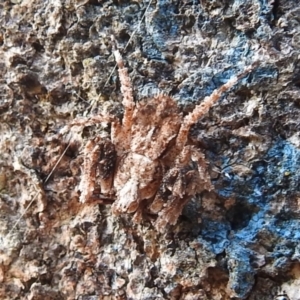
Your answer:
(79, 137), (116, 203)
(60, 114), (118, 203)
(60, 114), (118, 136)
(112, 37), (135, 151)
(79, 139), (100, 203)
(175, 63), (257, 152)
(152, 146), (212, 231)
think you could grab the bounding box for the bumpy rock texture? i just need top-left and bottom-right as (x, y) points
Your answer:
(0, 0), (300, 299)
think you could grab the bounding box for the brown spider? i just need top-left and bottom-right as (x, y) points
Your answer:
(66, 44), (256, 231)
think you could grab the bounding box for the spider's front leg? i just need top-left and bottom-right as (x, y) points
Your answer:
(175, 63), (257, 153)
(111, 38), (136, 152)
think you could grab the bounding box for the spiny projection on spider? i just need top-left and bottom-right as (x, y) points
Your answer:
(64, 38), (258, 232)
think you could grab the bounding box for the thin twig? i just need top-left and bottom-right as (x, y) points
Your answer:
(5, 141), (71, 239)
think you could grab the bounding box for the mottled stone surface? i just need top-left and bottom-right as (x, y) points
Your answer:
(0, 0), (300, 299)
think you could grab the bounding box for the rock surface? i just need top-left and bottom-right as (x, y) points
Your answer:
(0, 0), (300, 299)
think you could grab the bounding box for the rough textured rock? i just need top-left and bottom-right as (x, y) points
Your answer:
(0, 0), (300, 299)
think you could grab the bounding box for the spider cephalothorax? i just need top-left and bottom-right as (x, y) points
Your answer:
(68, 44), (255, 231)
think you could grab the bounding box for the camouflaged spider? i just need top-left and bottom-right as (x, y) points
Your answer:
(66, 44), (255, 231)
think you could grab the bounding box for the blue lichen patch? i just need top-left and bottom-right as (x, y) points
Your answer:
(198, 140), (300, 298)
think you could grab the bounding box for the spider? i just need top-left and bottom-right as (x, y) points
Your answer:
(65, 41), (256, 231)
